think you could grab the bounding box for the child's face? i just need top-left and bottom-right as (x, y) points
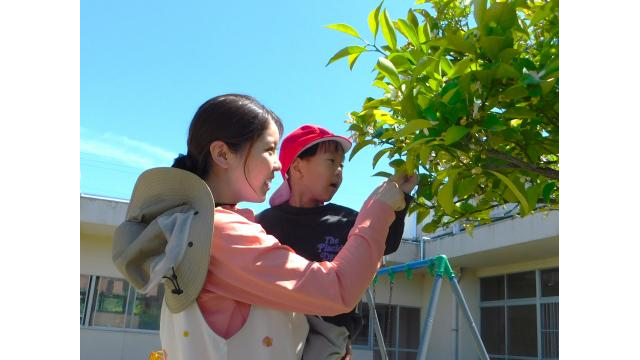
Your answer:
(293, 145), (345, 204)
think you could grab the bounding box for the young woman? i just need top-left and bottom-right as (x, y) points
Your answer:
(134, 94), (416, 360)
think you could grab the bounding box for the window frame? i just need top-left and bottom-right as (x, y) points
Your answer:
(80, 274), (163, 334)
(352, 302), (420, 359)
(479, 268), (559, 360)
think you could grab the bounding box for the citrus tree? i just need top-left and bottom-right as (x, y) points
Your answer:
(326, 0), (558, 234)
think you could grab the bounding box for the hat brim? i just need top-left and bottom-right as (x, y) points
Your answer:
(122, 167), (214, 313)
(299, 135), (352, 154)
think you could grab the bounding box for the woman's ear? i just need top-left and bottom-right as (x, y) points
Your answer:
(209, 141), (234, 169)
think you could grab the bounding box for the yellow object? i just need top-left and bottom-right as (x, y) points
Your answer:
(149, 350), (166, 360)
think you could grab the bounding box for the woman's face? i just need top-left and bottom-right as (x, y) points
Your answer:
(230, 120), (282, 203)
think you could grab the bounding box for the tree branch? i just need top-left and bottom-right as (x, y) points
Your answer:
(487, 149), (559, 180)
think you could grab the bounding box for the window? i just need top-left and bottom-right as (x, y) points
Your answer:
(90, 276), (130, 328)
(480, 268), (559, 360)
(81, 274), (164, 332)
(354, 302), (420, 360)
(80, 275), (91, 325)
(353, 302), (370, 346)
(127, 284), (165, 330)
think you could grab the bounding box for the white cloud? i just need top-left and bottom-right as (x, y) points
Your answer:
(80, 127), (176, 169)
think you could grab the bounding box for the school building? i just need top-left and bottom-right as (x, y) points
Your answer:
(81, 194), (559, 360)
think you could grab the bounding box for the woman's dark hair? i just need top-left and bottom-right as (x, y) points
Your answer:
(172, 94), (283, 179)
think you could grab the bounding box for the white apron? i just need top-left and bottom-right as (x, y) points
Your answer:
(159, 301), (309, 360)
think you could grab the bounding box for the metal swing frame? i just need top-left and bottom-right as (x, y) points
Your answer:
(365, 255), (490, 360)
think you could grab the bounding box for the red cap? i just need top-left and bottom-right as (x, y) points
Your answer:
(269, 125), (352, 206)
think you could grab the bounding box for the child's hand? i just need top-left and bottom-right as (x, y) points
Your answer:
(369, 173), (415, 211)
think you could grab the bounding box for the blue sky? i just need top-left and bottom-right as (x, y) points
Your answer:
(81, 0), (415, 212)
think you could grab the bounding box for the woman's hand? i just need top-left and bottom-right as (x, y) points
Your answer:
(369, 172), (418, 211)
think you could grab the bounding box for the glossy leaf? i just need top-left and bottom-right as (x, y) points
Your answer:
(488, 170), (530, 214)
(437, 175), (456, 216)
(377, 57), (401, 87)
(368, 1), (384, 41)
(325, 23), (362, 40)
(449, 58), (473, 78)
(348, 52), (362, 70)
(372, 147), (393, 168)
(444, 126), (470, 145)
(396, 19), (420, 47)
(381, 10), (397, 50)
(349, 140), (374, 161)
(326, 46), (366, 66)
(372, 171), (393, 178)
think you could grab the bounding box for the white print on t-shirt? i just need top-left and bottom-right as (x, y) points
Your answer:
(317, 236), (343, 261)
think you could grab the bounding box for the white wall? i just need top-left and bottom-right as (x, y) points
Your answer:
(81, 233), (121, 278)
(81, 328), (160, 360)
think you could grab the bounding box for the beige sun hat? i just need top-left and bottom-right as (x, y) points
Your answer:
(112, 167), (214, 313)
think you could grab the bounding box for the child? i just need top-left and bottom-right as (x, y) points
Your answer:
(113, 95), (417, 360)
(256, 125), (415, 359)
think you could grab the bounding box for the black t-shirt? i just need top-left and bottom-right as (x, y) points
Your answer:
(255, 194), (411, 337)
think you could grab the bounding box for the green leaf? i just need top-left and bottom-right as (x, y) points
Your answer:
(540, 78), (557, 96)
(495, 63), (519, 79)
(407, 9), (419, 30)
(348, 52), (362, 70)
(403, 138), (429, 152)
(422, 19), (432, 41)
(373, 109), (397, 125)
(482, 113), (507, 131)
(499, 48), (520, 62)
(488, 170), (530, 214)
(380, 9), (397, 50)
(457, 176), (479, 199)
(449, 58), (472, 78)
(372, 80), (390, 91)
(441, 87), (459, 105)
(502, 84), (528, 100)
(325, 23), (363, 40)
(443, 126), (469, 145)
(349, 140), (374, 161)
(437, 173), (457, 216)
(502, 107), (537, 119)
(484, 2), (517, 31)
(372, 147), (393, 168)
(416, 207), (431, 226)
(397, 119), (437, 137)
(445, 31), (476, 54)
(530, 2), (553, 27)
(373, 171), (393, 178)
(420, 146), (431, 164)
(422, 219), (440, 234)
(326, 46), (366, 66)
(396, 19), (420, 46)
(377, 57), (401, 87)
(389, 158), (406, 169)
(473, 0), (487, 26)
(542, 182), (556, 203)
(479, 36), (512, 60)
(440, 56), (453, 76)
(388, 53), (412, 71)
(368, 1), (384, 41)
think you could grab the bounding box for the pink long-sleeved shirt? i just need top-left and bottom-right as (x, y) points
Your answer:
(195, 196), (395, 339)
